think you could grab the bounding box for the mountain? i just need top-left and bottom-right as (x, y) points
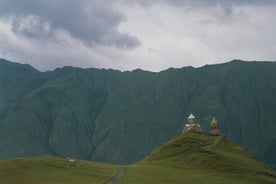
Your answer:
(0, 133), (275, 184)
(0, 58), (276, 169)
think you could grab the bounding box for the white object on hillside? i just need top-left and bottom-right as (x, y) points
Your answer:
(69, 159), (75, 163)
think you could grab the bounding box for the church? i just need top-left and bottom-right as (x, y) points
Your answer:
(182, 114), (202, 134)
(182, 114), (220, 136)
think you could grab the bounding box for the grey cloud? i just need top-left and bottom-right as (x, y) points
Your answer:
(123, 0), (276, 23)
(124, 0), (276, 6)
(11, 15), (51, 39)
(0, 0), (140, 48)
(125, 0), (275, 6)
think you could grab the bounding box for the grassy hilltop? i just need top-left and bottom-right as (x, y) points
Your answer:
(0, 133), (275, 184)
(121, 133), (276, 184)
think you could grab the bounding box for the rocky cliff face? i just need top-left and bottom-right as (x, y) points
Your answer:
(0, 58), (276, 169)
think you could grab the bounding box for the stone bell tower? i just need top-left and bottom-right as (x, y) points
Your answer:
(210, 117), (220, 136)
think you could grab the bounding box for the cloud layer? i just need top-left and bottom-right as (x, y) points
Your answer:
(0, 0), (276, 71)
(0, 0), (140, 48)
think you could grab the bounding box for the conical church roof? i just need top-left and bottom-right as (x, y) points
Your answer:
(188, 114), (195, 119)
(211, 117), (218, 124)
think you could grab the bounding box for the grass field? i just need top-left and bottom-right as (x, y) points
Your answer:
(0, 155), (117, 184)
(0, 133), (275, 184)
(119, 133), (276, 184)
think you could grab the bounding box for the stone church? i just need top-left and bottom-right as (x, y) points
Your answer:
(182, 114), (202, 134)
(182, 114), (220, 136)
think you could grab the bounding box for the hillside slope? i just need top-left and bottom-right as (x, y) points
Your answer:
(0, 155), (116, 184)
(0, 58), (276, 169)
(0, 134), (274, 184)
(121, 133), (276, 184)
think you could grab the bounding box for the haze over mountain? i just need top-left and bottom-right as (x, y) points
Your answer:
(0, 58), (276, 170)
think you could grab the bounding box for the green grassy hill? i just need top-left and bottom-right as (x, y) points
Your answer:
(0, 155), (117, 184)
(1, 58), (276, 170)
(0, 133), (274, 184)
(121, 133), (276, 184)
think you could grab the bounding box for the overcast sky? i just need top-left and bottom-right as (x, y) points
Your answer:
(0, 0), (276, 71)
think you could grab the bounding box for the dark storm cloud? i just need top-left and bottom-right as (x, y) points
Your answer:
(0, 0), (140, 48)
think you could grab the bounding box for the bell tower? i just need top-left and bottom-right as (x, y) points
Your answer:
(210, 117), (220, 136)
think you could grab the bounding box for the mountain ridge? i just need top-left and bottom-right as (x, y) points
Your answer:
(0, 58), (276, 169)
